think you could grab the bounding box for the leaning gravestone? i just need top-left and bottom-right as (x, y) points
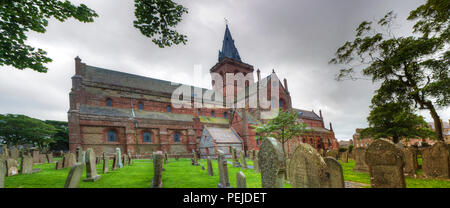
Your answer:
(6, 159), (18, 176)
(217, 150), (232, 188)
(103, 152), (109, 174)
(365, 139), (405, 188)
(240, 151), (248, 169)
(116, 148), (123, 168)
(259, 137), (285, 188)
(0, 159), (6, 188)
(151, 152), (164, 188)
(341, 151), (349, 163)
(353, 148), (369, 172)
(422, 141), (449, 179)
(207, 158), (214, 176)
(288, 143), (330, 188)
(236, 171), (247, 188)
(232, 147), (241, 167)
(64, 163), (84, 188)
(403, 147), (418, 177)
(324, 157), (344, 188)
(20, 155), (34, 174)
(84, 148), (101, 182)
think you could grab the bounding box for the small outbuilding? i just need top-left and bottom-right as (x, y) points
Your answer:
(200, 126), (243, 158)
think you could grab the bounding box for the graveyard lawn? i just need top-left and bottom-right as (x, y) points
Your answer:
(4, 158), (290, 188)
(340, 160), (450, 188)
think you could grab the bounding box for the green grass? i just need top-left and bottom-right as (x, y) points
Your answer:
(340, 159), (450, 188)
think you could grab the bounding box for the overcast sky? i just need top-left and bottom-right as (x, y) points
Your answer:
(0, 0), (448, 141)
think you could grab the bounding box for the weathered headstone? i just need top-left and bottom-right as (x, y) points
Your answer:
(191, 150), (199, 166)
(341, 151), (349, 163)
(403, 147), (418, 177)
(64, 163), (84, 188)
(236, 171), (247, 188)
(259, 137), (285, 188)
(365, 139), (405, 188)
(288, 143), (330, 188)
(207, 158), (214, 176)
(32, 149), (40, 164)
(127, 152), (132, 165)
(217, 150), (232, 188)
(231, 147), (241, 167)
(20, 155), (33, 174)
(353, 148), (369, 172)
(56, 160), (63, 170)
(164, 152), (168, 164)
(324, 157), (344, 188)
(10, 148), (19, 160)
(248, 150), (254, 161)
(103, 153), (109, 174)
(422, 141), (449, 179)
(326, 150), (339, 160)
(63, 153), (76, 168)
(254, 151), (260, 173)
(84, 148), (101, 182)
(0, 159), (6, 188)
(6, 159), (18, 176)
(81, 151), (86, 164)
(116, 148), (123, 168)
(112, 153), (118, 170)
(76, 146), (83, 163)
(122, 154), (127, 166)
(240, 151), (248, 169)
(46, 153), (54, 163)
(151, 152), (164, 188)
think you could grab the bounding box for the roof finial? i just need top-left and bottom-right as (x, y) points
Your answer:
(224, 18), (228, 26)
(272, 69), (275, 73)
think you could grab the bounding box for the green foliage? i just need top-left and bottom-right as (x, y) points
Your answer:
(360, 102), (435, 143)
(348, 144), (354, 153)
(134, 0), (188, 48)
(330, 1), (449, 140)
(0, 114), (57, 149)
(44, 120), (69, 151)
(0, 0), (98, 72)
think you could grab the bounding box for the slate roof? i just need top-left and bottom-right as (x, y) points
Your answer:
(234, 110), (259, 125)
(218, 25), (241, 62)
(294, 108), (322, 121)
(307, 126), (332, 133)
(205, 126), (242, 143)
(78, 105), (193, 122)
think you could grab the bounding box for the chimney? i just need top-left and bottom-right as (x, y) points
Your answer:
(329, 122), (333, 131)
(319, 110), (323, 118)
(257, 69), (261, 83)
(75, 56), (82, 75)
(283, 78), (288, 92)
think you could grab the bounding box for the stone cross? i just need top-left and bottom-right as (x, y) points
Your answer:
(236, 171), (247, 188)
(353, 148), (368, 172)
(240, 151), (248, 169)
(217, 150), (231, 188)
(151, 152), (164, 188)
(0, 158), (6, 188)
(231, 147), (241, 167)
(403, 147), (418, 177)
(288, 143), (330, 188)
(116, 148), (123, 168)
(84, 148), (101, 182)
(64, 163), (84, 188)
(207, 158), (214, 176)
(324, 157), (344, 188)
(422, 141), (449, 179)
(259, 137), (285, 188)
(103, 152), (109, 174)
(20, 155), (33, 174)
(365, 139), (406, 188)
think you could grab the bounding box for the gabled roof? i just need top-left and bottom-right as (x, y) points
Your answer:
(218, 25), (241, 62)
(204, 126), (242, 143)
(294, 108), (322, 121)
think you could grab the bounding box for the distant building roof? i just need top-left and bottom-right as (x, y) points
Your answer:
(294, 108), (322, 121)
(204, 127), (242, 144)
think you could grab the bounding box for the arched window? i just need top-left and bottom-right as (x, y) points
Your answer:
(106, 98), (113, 107)
(224, 112), (228, 119)
(167, 105), (171, 112)
(107, 130), (117, 142)
(211, 110), (215, 117)
(173, 132), (180, 143)
(138, 102), (143, 110)
(143, 132), (152, 143)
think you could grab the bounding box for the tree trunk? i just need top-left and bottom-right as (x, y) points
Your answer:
(392, 136), (399, 144)
(425, 101), (444, 141)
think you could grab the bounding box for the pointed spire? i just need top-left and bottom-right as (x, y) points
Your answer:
(218, 24), (241, 62)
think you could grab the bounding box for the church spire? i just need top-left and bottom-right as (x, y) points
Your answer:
(218, 24), (242, 62)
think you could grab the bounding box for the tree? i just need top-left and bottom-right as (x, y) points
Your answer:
(1, 0), (188, 73)
(45, 120), (69, 151)
(0, 114), (57, 149)
(329, 0), (449, 141)
(360, 102), (435, 144)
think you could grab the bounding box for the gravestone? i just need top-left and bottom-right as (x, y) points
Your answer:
(2, 147), (8, 157)
(84, 148), (101, 182)
(151, 152), (164, 188)
(64, 163), (84, 188)
(324, 157), (344, 188)
(46, 153), (54, 163)
(76, 147), (83, 163)
(341, 151), (349, 163)
(236, 171), (247, 188)
(403, 147), (418, 177)
(127, 152), (132, 165)
(112, 153), (118, 170)
(10, 148), (19, 160)
(319, 149), (324, 157)
(248, 150), (254, 160)
(20, 155), (33, 174)
(353, 148), (369, 172)
(192, 150), (199, 166)
(164, 152), (168, 164)
(63, 153), (76, 168)
(326, 150), (339, 160)
(0, 159), (6, 188)
(232, 147), (241, 167)
(422, 141), (449, 179)
(116, 148), (123, 168)
(240, 151), (248, 169)
(207, 158), (214, 176)
(81, 151), (86, 164)
(56, 160), (63, 170)
(32, 149), (40, 164)
(39, 154), (47, 164)
(254, 151), (260, 173)
(217, 150), (232, 188)
(96, 156), (101, 165)
(365, 139), (405, 188)
(6, 159), (18, 176)
(122, 154), (127, 166)
(103, 152), (109, 174)
(288, 143), (330, 188)
(259, 137), (285, 188)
